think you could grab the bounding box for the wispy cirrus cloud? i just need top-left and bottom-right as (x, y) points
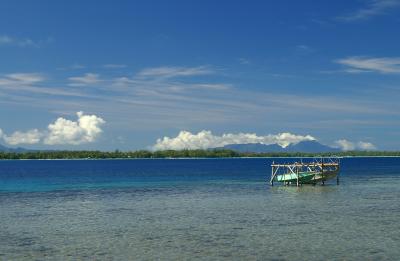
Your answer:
(1, 63), (398, 142)
(103, 64), (127, 69)
(335, 56), (400, 74)
(0, 72), (97, 99)
(0, 35), (13, 44)
(137, 66), (213, 78)
(337, 0), (400, 21)
(168, 83), (232, 92)
(295, 44), (315, 54)
(0, 34), (53, 48)
(0, 73), (45, 86)
(70, 64), (86, 69)
(68, 73), (102, 86)
(238, 58), (251, 65)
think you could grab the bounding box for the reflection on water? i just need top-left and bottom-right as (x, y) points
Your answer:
(0, 158), (400, 260)
(271, 183), (340, 193)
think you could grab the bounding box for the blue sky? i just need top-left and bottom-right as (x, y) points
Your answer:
(0, 0), (400, 150)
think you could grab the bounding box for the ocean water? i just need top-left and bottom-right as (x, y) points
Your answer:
(0, 158), (399, 260)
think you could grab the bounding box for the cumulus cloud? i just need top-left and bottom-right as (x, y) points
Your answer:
(357, 141), (377, 150)
(334, 139), (376, 151)
(2, 129), (42, 145)
(334, 139), (356, 151)
(0, 112), (105, 146)
(44, 112), (105, 145)
(152, 130), (316, 150)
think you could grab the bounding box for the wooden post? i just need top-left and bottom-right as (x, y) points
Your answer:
(336, 164), (340, 185)
(313, 165), (316, 186)
(271, 163), (274, 186)
(321, 159), (325, 186)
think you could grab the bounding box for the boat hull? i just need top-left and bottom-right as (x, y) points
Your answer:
(270, 158), (341, 186)
(274, 170), (338, 184)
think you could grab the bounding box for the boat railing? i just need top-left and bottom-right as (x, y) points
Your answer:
(270, 157), (341, 186)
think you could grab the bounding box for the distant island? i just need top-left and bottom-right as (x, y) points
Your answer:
(0, 149), (400, 159)
(1, 140), (399, 159)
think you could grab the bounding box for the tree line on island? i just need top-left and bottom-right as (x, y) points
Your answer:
(0, 149), (400, 159)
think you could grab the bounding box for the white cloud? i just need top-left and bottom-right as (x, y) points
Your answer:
(295, 45), (314, 53)
(336, 56), (400, 74)
(0, 35), (13, 44)
(357, 141), (377, 150)
(2, 129), (42, 145)
(0, 73), (45, 86)
(0, 35), (52, 48)
(68, 73), (102, 86)
(334, 139), (376, 151)
(334, 139), (356, 151)
(168, 83), (231, 92)
(44, 112), (105, 145)
(0, 112), (105, 146)
(191, 83), (231, 90)
(103, 64), (127, 68)
(70, 64), (86, 69)
(238, 58), (251, 65)
(137, 66), (213, 78)
(7, 73), (44, 83)
(18, 38), (40, 48)
(152, 130), (316, 150)
(338, 0), (400, 21)
(1, 62), (397, 148)
(0, 73), (95, 98)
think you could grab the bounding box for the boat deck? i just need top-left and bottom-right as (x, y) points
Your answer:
(271, 162), (339, 167)
(270, 158), (340, 186)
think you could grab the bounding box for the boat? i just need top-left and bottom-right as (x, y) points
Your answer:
(270, 157), (340, 186)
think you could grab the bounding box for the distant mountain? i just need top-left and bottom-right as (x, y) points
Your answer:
(0, 144), (30, 152)
(220, 143), (285, 153)
(285, 140), (340, 153)
(217, 140), (340, 153)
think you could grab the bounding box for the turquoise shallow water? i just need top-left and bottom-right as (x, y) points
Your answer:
(0, 158), (400, 260)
